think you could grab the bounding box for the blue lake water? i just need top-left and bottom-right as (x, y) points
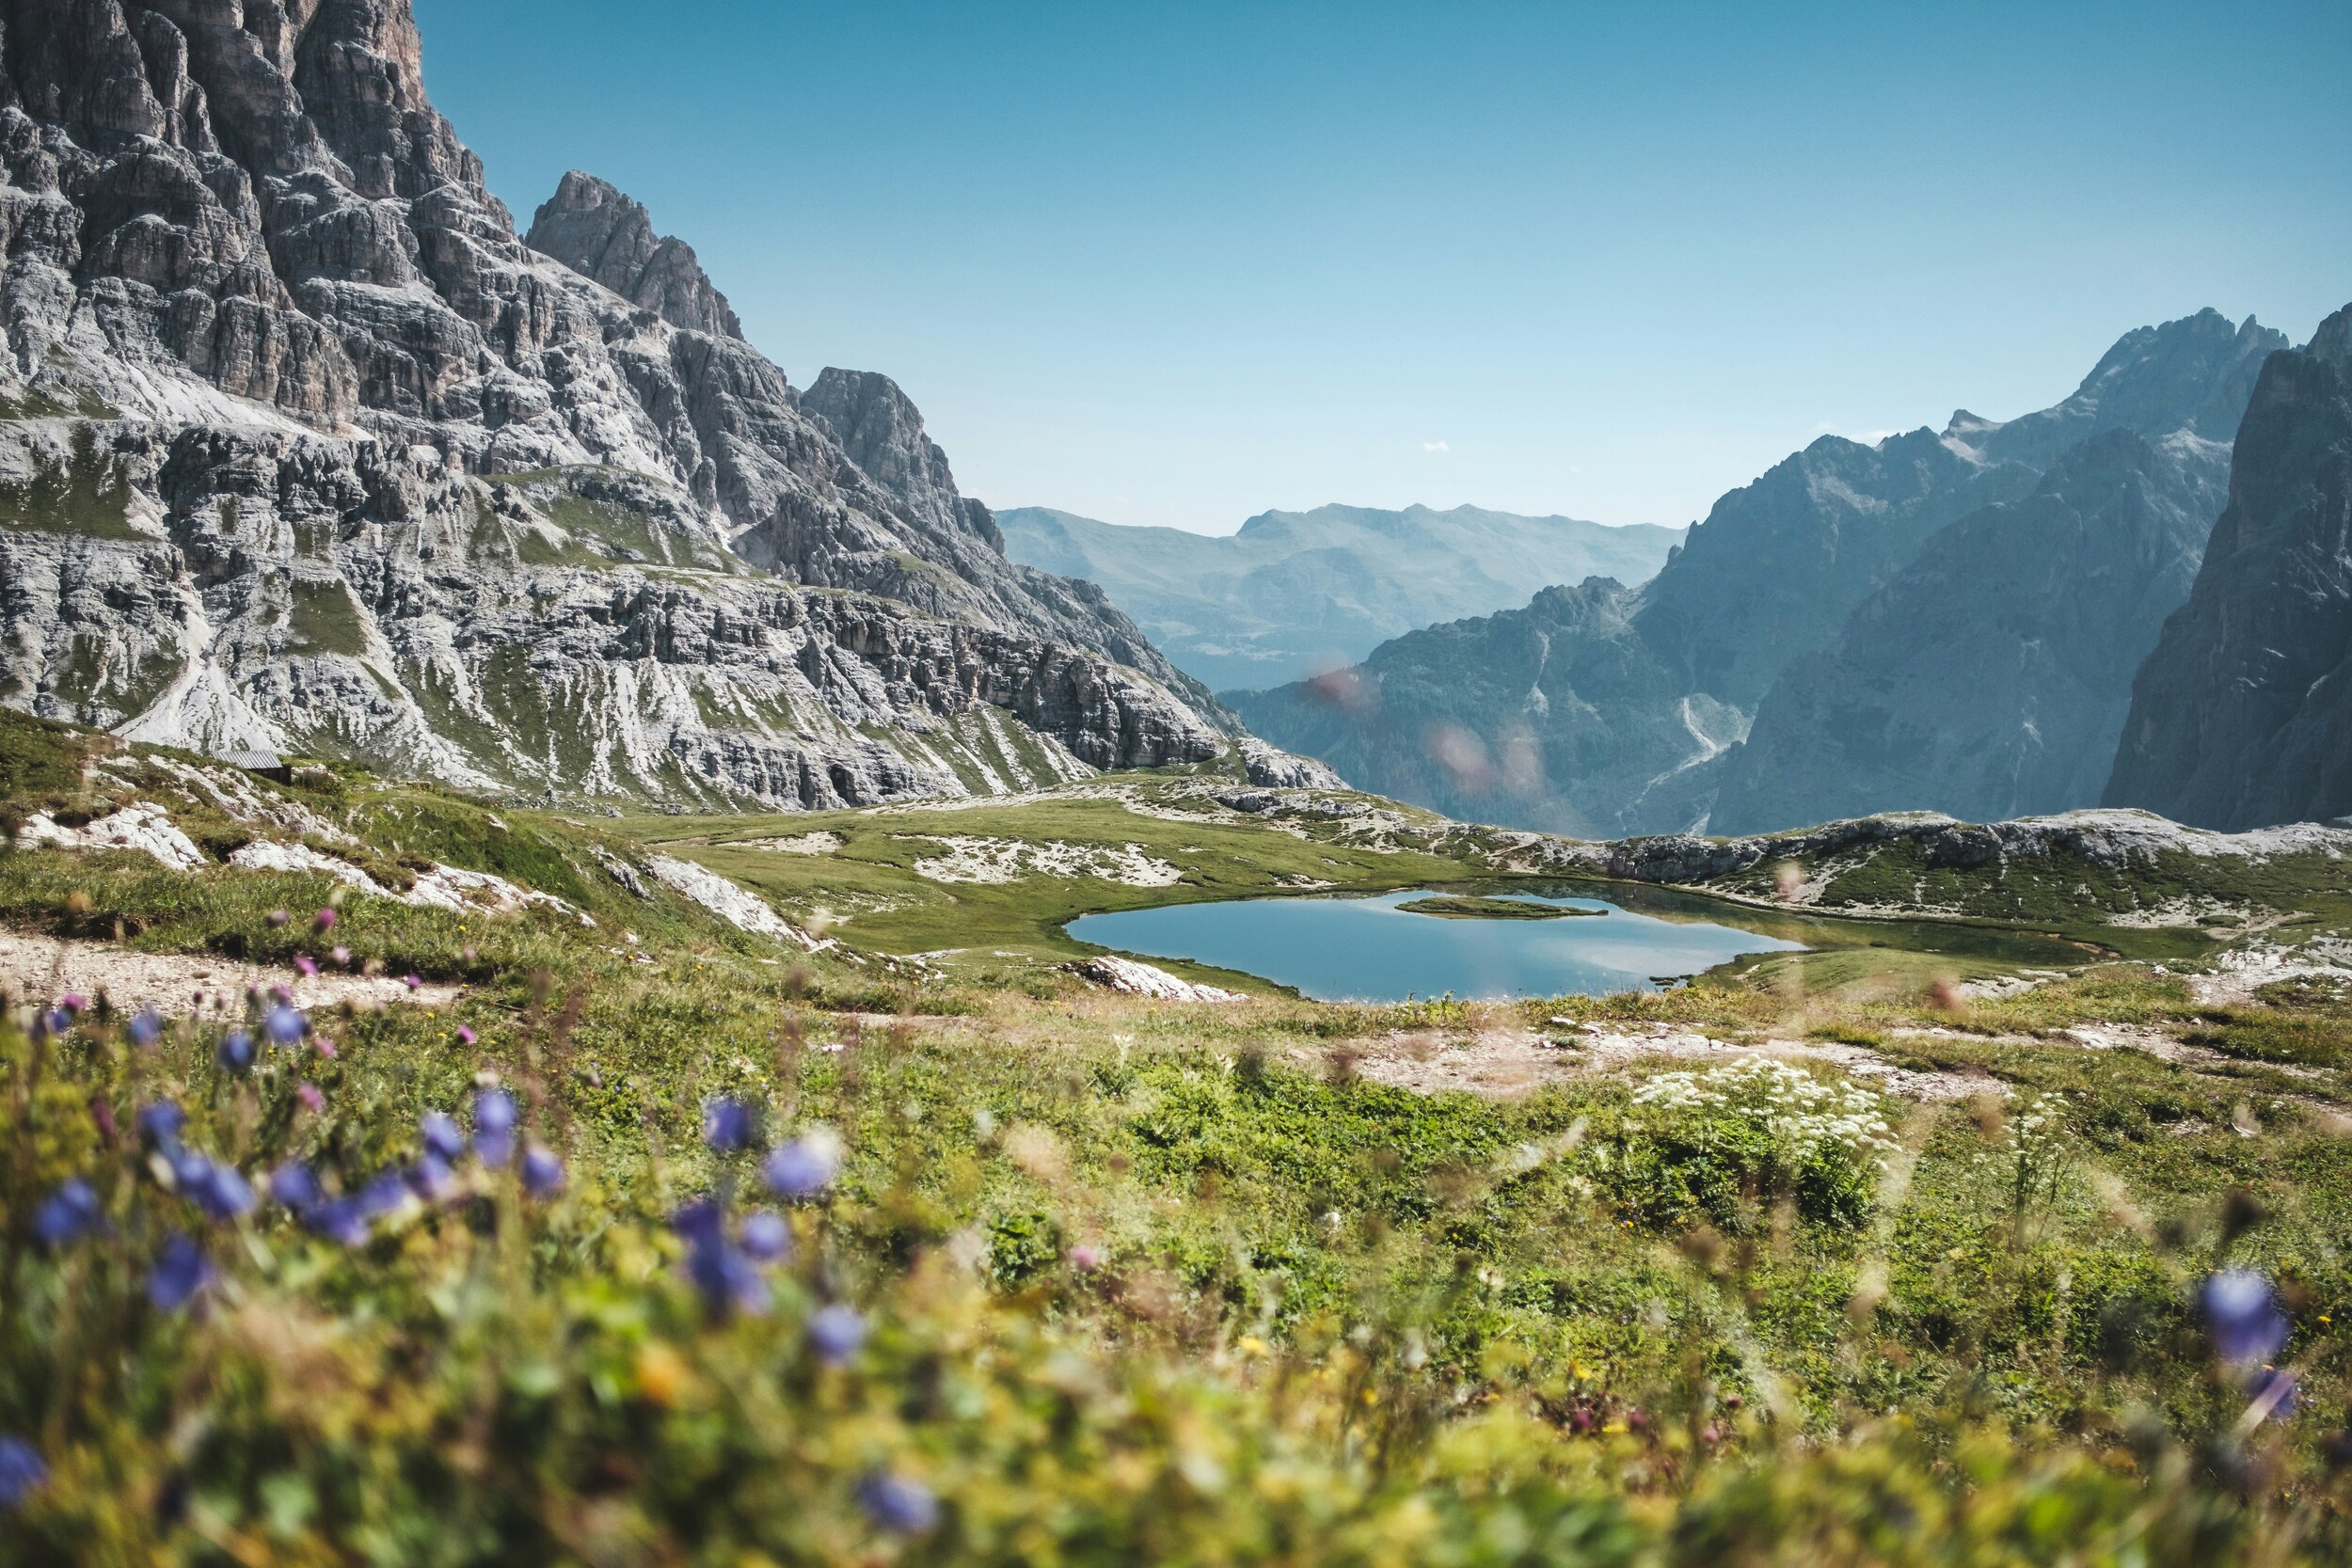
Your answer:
(1069, 890), (1807, 1003)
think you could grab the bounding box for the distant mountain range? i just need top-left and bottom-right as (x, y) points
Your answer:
(1234, 309), (2294, 837)
(998, 504), (1684, 693)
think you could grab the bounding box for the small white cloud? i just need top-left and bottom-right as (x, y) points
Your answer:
(1422, 440), (1450, 453)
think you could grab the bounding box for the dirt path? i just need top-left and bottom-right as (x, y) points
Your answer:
(0, 931), (463, 1018)
(1343, 1023), (2005, 1101)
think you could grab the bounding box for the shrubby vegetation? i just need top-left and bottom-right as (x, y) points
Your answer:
(1, 724), (2351, 1561)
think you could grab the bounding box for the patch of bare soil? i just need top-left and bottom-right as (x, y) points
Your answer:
(1343, 1023), (2005, 1102)
(0, 931), (462, 1018)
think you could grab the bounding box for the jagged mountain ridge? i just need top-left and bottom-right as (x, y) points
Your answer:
(1709, 426), (2232, 834)
(0, 0), (1229, 808)
(1236, 310), (2282, 837)
(2106, 303), (2352, 831)
(1000, 502), (1684, 694)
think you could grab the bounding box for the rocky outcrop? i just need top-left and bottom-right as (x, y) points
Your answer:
(525, 170), (744, 340)
(1238, 738), (1345, 791)
(0, 0), (1226, 806)
(1712, 426), (2231, 833)
(2106, 305), (2352, 830)
(1000, 502), (1684, 694)
(1243, 311), (2282, 837)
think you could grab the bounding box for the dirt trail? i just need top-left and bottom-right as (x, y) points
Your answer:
(0, 931), (463, 1018)
(1342, 1024), (2004, 1102)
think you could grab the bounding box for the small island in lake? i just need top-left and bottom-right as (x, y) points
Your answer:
(1395, 895), (1605, 921)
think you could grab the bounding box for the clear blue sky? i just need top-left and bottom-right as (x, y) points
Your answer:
(413, 0), (2350, 535)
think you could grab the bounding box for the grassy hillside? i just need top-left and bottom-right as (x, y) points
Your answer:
(3, 718), (2352, 1561)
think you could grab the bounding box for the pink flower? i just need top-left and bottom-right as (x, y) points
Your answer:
(296, 1084), (325, 1112)
(456, 1026), (478, 1047)
(314, 908), (338, 932)
(314, 1037), (338, 1060)
(403, 974), (422, 992)
(294, 956), (319, 978)
(331, 946), (352, 967)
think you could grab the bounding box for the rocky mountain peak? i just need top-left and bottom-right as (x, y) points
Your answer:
(2310, 302), (2352, 372)
(0, 0), (1229, 809)
(801, 367), (1005, 554)
(526, 170), (743, 341)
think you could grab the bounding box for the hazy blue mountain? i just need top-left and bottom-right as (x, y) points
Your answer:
(2106, 304), (2352, 830)
(1710, 427), (2231, 834)
(1238, 310), (2283, 836)
(998, 504), (1684, 693)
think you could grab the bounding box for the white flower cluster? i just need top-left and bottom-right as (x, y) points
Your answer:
(1631, 1058), (1899, 1166)
(1979, 1092), (2073, 1174)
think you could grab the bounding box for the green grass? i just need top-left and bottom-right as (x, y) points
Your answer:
(0, 424), (142, 541)
(286, 579), (372, 658)
(1397, 895), (1601, 920)
(6, 727), (2352, 1560)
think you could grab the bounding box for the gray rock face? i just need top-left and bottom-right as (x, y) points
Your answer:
(1243, 311), (2282, 836)
(2106, 305), (2352, 830)
(526, 170), (743, 340)
(1000, 502), (1684, 695)
(1712, 425), (2231, 833)
(0, 0), (1226, 806)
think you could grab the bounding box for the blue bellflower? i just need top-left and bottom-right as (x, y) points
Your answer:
(147, 1233), (215, 1311)
(740, 1211), (793, 1263)
(762, 1132), (843, 1201)
(473, 1089), (517, 1168)
(520, 1147), (565, 1198)
(32, 1179), (103, 1249)
(702, 1098), (757, 1152)
(421, 1111), (466, 1162)
(857, 1472), (940, 1535)
(2204, 1271), (2291, 1366)
(808, 1304), (867, 1367)
(0, 1435), (45, 1512)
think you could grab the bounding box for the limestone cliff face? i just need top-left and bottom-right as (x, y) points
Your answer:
(0, 0), (1224, 805)
(2106, 305), (2352, 830)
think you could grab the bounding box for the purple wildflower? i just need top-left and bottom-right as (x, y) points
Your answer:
(807, 1304), (866, 1367)
(740, 1211), (793, 1263)
(264, 1005), (308, 1048)
(857, 1472), (940, 1535)
(761, 1129), (844, 1201)
(405, 1154), (460, 1205)
(2204, 1271), (2291, 1366)
(270, 1162), (324, 1212)
(180, 1157), (256, 1222)
(520, 1147), (565, 1198)
(0, 1435), (45, 1512)
(137, 1102), (186, 1147)
(126, 1007), (165, 1049)
(305, 1199), (370, 1248)
(686, 1238), (771, 1320)
(421, 1111), (466, 1163)
(314, 908), (337, 933)
(147, 1233), (214, 1311)
(217, 1029), (256, 1072)
(456, 1025), (478, 1048)
(354, 1170), (412, 1219)
(404, 974), (422, 993)
(296, 1084), (326, 1113)
(294, 955), (320, 979)
(670, 1197), (726, 1247)
(473, 1089), (517, 1168)
(32, 1179), (103, 1249)
(702, 1098), (757, 1152)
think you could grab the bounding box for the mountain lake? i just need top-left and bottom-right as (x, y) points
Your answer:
(1068, 888), (1809, 1002)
